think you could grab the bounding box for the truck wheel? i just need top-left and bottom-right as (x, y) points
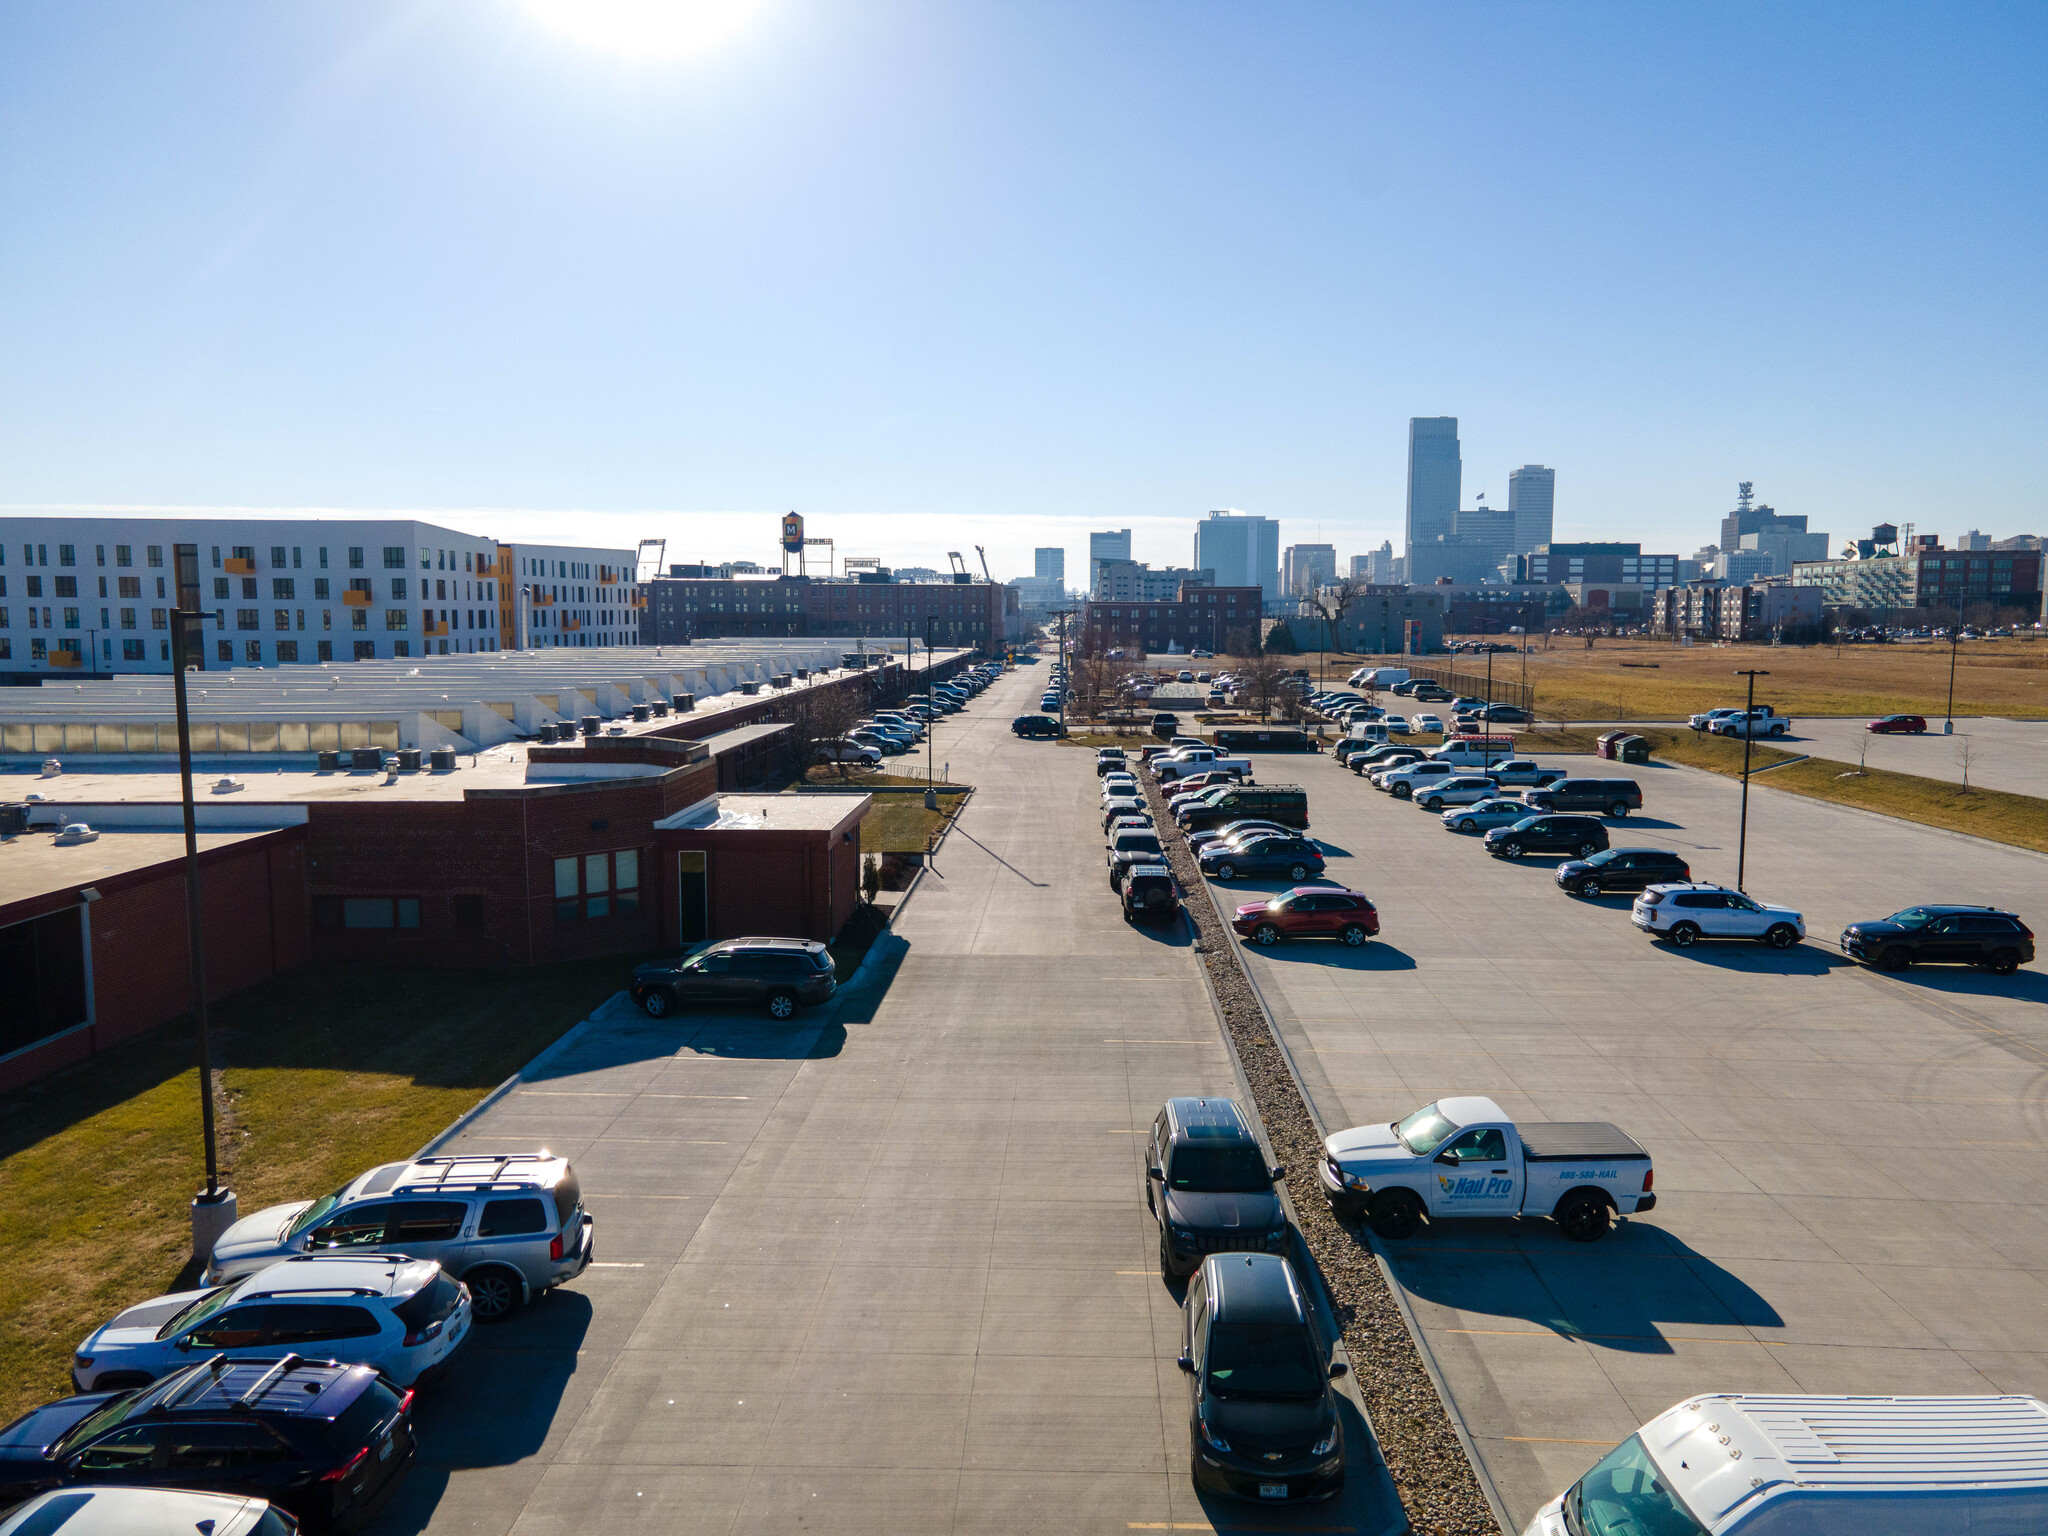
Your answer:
(1392, 783), (1412, 799)
(1987, 947), (2021, 976)
(764, 990), (798, 1020)
(1764, 923), (1799, 949)
(1668, 921), (1701, 948)
(1253, 923), (1281, 946)
(1340, 924), (1368, 946)
(1556, 1191), (1612, 1243)
(1881, 946), (1911, 972)
(1367, 1189), (1424, 1240)
(1608, 801), (1629, 818)
(1158, 1226), (1183, 1282)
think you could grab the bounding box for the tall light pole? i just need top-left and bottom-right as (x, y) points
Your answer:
(1734, 668), (1770, 892)
(924, 615), (937, 807)
(1944, 597), (1961, 734)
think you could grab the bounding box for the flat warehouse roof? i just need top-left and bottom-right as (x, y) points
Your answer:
(1, 826), (284, 906)
(661, 792), (867, 833)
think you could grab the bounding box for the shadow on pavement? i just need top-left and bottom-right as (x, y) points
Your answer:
(1880, 966), (2048, 1003)
(1648, 942), (1843, 976)
(523, 994), (854, 1083)
(1367, 1217), (1783, 1355)
(1252, 942), (1419, 972)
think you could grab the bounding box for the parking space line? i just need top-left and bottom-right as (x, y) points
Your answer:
(1440, 1327), (1790, 1347)
(1105, 1038), (1210, 1044)
(1501, 1436), (1617, 1445)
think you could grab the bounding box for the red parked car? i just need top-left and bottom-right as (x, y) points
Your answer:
(1232, 886), (1379, 947)
(1866, 715), (1928, 734)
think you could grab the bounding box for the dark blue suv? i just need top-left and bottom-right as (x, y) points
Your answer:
(0, 1354), (416, 1531)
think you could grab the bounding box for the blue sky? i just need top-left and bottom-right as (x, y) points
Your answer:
(3, 1), (2043, 580)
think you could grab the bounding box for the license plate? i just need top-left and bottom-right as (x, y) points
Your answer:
(378, 1433), (393, 1461)
(1258, 1483), (1287, 1499)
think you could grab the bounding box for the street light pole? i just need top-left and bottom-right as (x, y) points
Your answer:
(1733, 668), (1770, 892)
(1944, 598), (1961, 734)
(924, 616), (937, 807)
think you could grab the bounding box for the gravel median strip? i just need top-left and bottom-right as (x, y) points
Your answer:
(1145, 770), (1501, 1536)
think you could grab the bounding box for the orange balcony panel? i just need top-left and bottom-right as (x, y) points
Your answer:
(224, 557), (256, 575)
(48, 650), (82, 667)
(342, 590), (372, 606)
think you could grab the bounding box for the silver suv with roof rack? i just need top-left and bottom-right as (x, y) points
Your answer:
(202, 1151), (593, 1323)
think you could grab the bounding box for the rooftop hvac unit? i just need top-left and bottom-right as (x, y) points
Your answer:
(651, 700), (670, 717)
(428, 747), (457, 771)
(675, 693), (695, 712)
(350, 747), (384, 771)
(631, 704), (650, 722)
(535, 723), (557, 744)
(580, 715), (601, 737)
(396, 748), (422, 771)
(316, 751), (341, 773)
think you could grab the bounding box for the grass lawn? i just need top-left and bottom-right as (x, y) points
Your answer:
(0, 958), (628, 1426)
(859, 789), (967, 853)
(1318, 640), (2048, 722)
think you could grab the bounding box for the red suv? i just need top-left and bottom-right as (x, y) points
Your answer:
(1866, 714), (1928, 734)
(1232, 886), (1379, 947)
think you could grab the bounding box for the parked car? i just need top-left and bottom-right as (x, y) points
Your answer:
(1553, 848), (1692, 898)
(1480, 704), (1531, 723)
(1631, 884), (1804, 948)
(1102, 796), (1149, 830)
(0, 1489), (293, 1536)
(1838, 904), (2034, 973)
(1521, 777), (1643, 818)
(201, 1150), (592, 1323)
(1413, 774), (1501, 812)
(631, 936), (839, 1020)
(72, 1255), (469, 1392)
(1347, 745), (1424, 775)
(1482, 815), (1609, 860)
(1482, 758), (1564, 787)
(1319, 1096), (1654, 1241)
(1381, 715), (1411, 734)
(1373, 761), (1461, 799)
(1121, 865), (1182, 926)
(1099, 772), (1139, 800)
(1185, 819), (1299, 856)
(1176, 785), (1309, 833)
(1145, 1097), (1287, 1279)
(1231, 887), (1378, 947)
(1199, 834), (1324, 883)
(1177, 1254), (1347, 1505)
(1011, 714), (1064, 738)
(812, 738), (881, 766)
(1106, 826), (1166, 872)
(1440, 796), (1532, 833)
(1094, 747), (1128, 775)
(1413, 713), (1445, 733)
(0, 1357), (416, 1531)
(1866, 714), (1928, 734)
(849, 730), (908, 756)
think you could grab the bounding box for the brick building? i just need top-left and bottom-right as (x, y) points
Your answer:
(1080, 585), (1262, 655)
(644, 574), (1010, 650)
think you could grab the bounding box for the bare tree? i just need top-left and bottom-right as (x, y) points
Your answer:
(783, 685), (868, 781)
(1956, 734), (1977, 792)
(1298, 573), (1369, 690)
(1234, 653), (1286, 721)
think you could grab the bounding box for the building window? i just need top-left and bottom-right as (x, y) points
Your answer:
(353, 640), (374, 659)
(58, 545), (75, 566)
(349, 547), (365, 569)
(245, 640), (261, 664)
(217, 640), (232, 662)
(118, 576), (140, 599)
(62, 607), (79, 629)
(151, 608), (167, 630)
(122, 638), (144, 661)
(214, 577), (231, 600)
(314, 578), (330, 600)
(352, 608), (368, 631)
(237, 609), (260, 630)
(392, 577), (407, 599)
(319, 640), (334, 661)
(342, 897), (421, 930)
(555, 849), (640, 922)
(148, 545), (164, 568)
(274, 609), (291, 630)
(383, 547), (405, 569)
(31, 639), (45, 661)
(270, 545), (287, 568)
(119, 608), (136, 630)
(241, 577), (258, 599)
(273, 578), (295, 599)
(54, 575), (77, 599)
(385, 608), (408, 631)
(115, 545), (132, 568)
(277, 640), (298, 662)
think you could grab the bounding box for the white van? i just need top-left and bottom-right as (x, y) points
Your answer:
(1427, 734), (1517, 767)
(1349, 667), (1410, 688)
(1345, 721), (1390, 745)
(1524, 1393), (2048, 1536)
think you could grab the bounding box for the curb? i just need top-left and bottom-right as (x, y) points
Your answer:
(412, 990), (630, 1158)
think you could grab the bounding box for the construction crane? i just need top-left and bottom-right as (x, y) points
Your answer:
(974, 545), (992, 582)
(635, 539), (666, 582)
(947, 551), (970, 581)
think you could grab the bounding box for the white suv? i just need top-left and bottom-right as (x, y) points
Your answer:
(1413, 774), (1500, 811)
(72, 1254), (470, 1393)
(1373, 761), (1459, 799)
(1632, 883), (1805, 949)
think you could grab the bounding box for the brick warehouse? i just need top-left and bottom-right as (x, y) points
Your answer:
(1, 651), (974, 1090)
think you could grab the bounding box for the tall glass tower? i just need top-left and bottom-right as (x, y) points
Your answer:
(1406, 418), (1461, 566)
(1508, 465), (1555, 558)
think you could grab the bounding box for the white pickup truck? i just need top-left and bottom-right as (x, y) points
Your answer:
(1152, 748), (1252, 783)
(1710, 708), (1791, 739)
(1320, 1095), (1655, 1242)
(1690, 704), (1780, 732)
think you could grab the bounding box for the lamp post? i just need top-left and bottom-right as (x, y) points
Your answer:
(924, 616), (937, 807)
(170, 550), (232, 1262)
(1733, 668), (1770, 892)
(1944, 598), (1961, 734)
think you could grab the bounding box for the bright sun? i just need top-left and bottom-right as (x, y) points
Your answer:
(523, 0), (766, 61)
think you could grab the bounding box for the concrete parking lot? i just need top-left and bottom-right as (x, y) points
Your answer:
(1213, 745), (2048, 1526)
(1779, 714), (2048, 797)
(385, 664), (1399, 1536)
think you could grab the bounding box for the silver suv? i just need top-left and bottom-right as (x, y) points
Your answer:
(203, 1152), (594, 1323)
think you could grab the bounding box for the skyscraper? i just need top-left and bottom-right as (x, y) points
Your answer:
(1034, 547), (1065, 583)
(1282, 543), (1337, 596)
(1088, 529), (1131, 592)
(1194, 511), (1280, 606)
(1508, 465), (1555, 558)
(1719, 482), (1808, 553)
(1405, 418), (1461, 565)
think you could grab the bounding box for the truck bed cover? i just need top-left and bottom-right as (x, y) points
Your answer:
(1520, 1122), (1649, 1161)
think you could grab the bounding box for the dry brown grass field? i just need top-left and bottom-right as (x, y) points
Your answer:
(1320, 638), (2048, 721)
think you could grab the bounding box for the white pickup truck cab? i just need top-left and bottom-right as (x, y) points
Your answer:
(1524, 1392), (2048, 1536)
(1320, 1096), (1655, 1242)
(1154, 749), (1252, 783)
(1711, 709), (1791, 738)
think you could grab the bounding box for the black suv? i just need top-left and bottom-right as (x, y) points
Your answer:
(1840, 905), (2036, 974)
(1122, 864), (1181, 926)
(0, 1356), (415, 1531)
(1522, 777), (1643, 817)
(1554, 848), (1691, 898)
(1146, 1098), (1288, 1280)
(632, 937), (838, 1019)
(1178, 1253), (1347, 1504)
(1483, 814), (1608, 861)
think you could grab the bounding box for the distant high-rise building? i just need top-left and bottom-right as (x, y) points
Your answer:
(1194, 511), (1281, 605)
(1360, 540), (1398, 584)
(1961, 529), (1992, 551)
(1405, 418), (1461, 565)
(1034, 547), (1065, 582)
(1282, 543), (1337, 597)
(1508, 465), (1555, 557)
(1719, 548), (1775, 584)
(1719, 482), (1808, 554)
(1092, 559), (1214, 601)
(1348, 554), (1372, 578)
(1088, 529), (1131, 591)
(1452, 503), (1516, 570)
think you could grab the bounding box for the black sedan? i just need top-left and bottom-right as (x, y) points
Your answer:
(1554, 848), (1691, 898)
(1482, 814), (1608, 861)
(1199, 835), (1325, 882)
(1839, 905), (2034, 974)
(1186, 819), (1299, 856)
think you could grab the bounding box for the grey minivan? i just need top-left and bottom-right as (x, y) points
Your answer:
(632, 937), (838, 1019)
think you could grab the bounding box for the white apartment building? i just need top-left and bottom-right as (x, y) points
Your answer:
(0, 516), (638, 679)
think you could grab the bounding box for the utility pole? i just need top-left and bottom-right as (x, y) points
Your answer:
(1944, 598), (1961, 734)
(924, 616), (937, 808)
(1733, 669), (1770, 892)
(171, 547), (232, 1263)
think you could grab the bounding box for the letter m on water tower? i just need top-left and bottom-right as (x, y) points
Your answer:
(782, 513), (805, 553)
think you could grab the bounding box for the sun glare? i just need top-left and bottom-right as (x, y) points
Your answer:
(524, 0), (766, 61)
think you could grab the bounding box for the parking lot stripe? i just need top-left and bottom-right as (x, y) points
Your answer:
(1441, 1327), (1791, 1347)
(1501, 1436), (1617, 1445)
(1103, 1038), (1209, 1044)
(520, 1090), (750, 1099)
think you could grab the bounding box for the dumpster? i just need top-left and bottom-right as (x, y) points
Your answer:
(1614, 733), (1651, 764)
(1596, 729), (1630, 760)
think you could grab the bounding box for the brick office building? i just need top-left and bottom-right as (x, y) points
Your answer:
(1080, 585), (1263, 655)
(645, 573), (1010, 650)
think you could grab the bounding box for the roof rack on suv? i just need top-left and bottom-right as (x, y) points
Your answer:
(232, 1353), (308, 1411)
(154, 1352), (231, 1412)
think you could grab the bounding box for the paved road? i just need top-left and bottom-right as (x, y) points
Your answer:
(384, 664), (1398, 1536)
(1209, 746), (2048, 1525)
(1777, 715), (2048, 797)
